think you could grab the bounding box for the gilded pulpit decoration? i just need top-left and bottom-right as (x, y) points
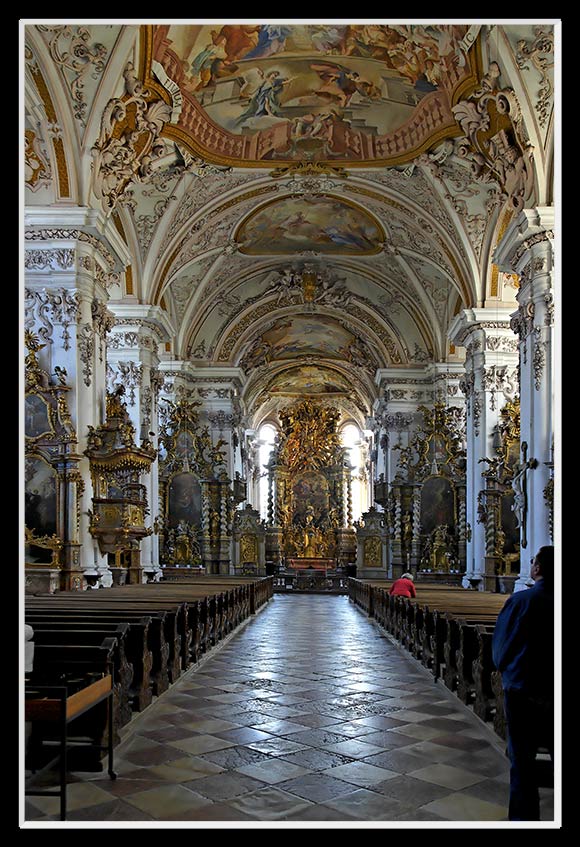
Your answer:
(391, 403), (466, 574)
(84, 385), (156, 572)
(24, 331), (83, 591)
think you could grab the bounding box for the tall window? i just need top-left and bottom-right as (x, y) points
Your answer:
(341, 423), (366, 522)
(258, 423), (277, 520)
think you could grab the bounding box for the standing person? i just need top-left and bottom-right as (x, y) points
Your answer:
(389, 572), (416, 598)
(492, 545), (555, 821)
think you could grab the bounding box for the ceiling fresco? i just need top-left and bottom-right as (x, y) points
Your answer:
(24, 21), (555, 427)
(265, 364), (355, 396)
(147, 23), (481, 166)
(236, 195), (384, 254)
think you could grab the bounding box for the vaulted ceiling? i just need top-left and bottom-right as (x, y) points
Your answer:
(24, 22), (555, 427)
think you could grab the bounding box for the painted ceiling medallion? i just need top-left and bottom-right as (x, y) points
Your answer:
(143, 23), (481, 167)
(236, 195), (384, 254)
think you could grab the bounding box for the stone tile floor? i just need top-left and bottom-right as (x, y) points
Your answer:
(23, 594), (555, 825)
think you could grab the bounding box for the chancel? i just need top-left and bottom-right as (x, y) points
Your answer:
(22, 20), (559, 826)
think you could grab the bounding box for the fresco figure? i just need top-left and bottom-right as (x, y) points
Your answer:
(236, 70), (292, 123)
(244, 25), (291, 59)
(189, 31), (228, 91)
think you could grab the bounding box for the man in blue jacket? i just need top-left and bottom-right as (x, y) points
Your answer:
(492, 545), (554, 821)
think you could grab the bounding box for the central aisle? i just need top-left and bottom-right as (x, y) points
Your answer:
(27, 593), (543, 824)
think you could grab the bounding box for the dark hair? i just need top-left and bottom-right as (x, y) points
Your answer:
(535, 546), (554, 584)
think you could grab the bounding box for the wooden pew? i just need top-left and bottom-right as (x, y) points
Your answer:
(27, 638), (118, 769)
(29, 625), (134, 726)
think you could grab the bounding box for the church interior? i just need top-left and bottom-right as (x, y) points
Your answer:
(22, 21), (559, 826)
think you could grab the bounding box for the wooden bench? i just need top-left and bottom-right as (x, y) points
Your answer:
(27, 639), (118, 770)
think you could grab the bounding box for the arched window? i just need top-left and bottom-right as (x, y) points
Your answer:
(258, 423), (277, 520)
(340, 423), (368, 522)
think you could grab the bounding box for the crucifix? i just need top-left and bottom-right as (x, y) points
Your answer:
(510, 440), (538, 549)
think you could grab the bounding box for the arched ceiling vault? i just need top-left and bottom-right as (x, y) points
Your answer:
(24, 21), (555, 423)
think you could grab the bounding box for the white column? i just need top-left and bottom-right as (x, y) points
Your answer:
(24, 236), (114, 587)
(494, 208), (555, 588)
(449, 309), (519, 588)
(107, 305), (173, 579)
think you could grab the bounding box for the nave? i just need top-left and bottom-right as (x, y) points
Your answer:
(24, 594), (555, 825)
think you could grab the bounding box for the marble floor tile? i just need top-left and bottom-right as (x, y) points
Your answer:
(226, 786), (315, 820)
(167, 735), (237, 755)
(322, 761), (398, 788)
(235, 758), (312, 785)
(408, 763), (487, 790)
(182, 771), (266, 800)
(324, 787), (413, 820)
(25, 595), (532, 822)
(421, 793), (509, 821)
(123, 784), (213, 818)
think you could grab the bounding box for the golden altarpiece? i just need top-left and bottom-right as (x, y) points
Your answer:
(387, 403), (467, 580)
(84, 386), (157, 585)
(24, 332), (84, 593)
(478, 399), (532, 590)
(264, 400), (356, 571)
(157, 399), (243, 574)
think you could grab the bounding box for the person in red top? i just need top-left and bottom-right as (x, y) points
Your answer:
(389, 572), (416, 598)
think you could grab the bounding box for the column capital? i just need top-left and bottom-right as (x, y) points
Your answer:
(448, 307), (517, 349)
(108, 303), (174, 345)
(493, 206), (555, 275)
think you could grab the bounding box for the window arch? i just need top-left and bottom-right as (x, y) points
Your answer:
(258, 422), (277, 520)
(340, 422), (369, 522)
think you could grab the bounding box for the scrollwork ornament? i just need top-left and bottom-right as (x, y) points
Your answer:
(37, 25), (107, 123)
(91, 62), (171, 210)
(533, 326), (545, 391)
(78, 323), (94, 386)
(515, 28), (554, 129)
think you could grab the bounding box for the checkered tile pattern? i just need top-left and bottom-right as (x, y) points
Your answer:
(24, 595), (554, 823)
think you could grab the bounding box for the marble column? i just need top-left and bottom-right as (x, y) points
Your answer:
(494, 207), (555, 588)
(449, 309), (519, 588)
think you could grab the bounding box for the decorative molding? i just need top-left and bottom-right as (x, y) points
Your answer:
(452, 62), (534, 211)
(91, 298), (115, 362)
(24, 228), (117, 271)
(486, 336), (519, 352)
(511, 230), (554, 270)
(25, 128), (52, 190)
(106, 360), (143, 406)
(78, 323), (94, 386)
(515, 28), (554, 129)
(37, 24), (107, 123)
(25, 248), (75, 270)
(24, 288), (80, 350)
(91, 62), (171, 209)
(532, 326), (545, 391)
(482, 365), (519, 410)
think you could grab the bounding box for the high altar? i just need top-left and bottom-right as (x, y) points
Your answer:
(264, 400), (356, 571)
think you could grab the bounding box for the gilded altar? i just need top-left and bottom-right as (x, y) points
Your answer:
(265, 400), (355, 569)
(24, 331), (84, 592)
(158, 398), (241, 574)
(390, 403), (467, 577)
(478, 399), (523, 585)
